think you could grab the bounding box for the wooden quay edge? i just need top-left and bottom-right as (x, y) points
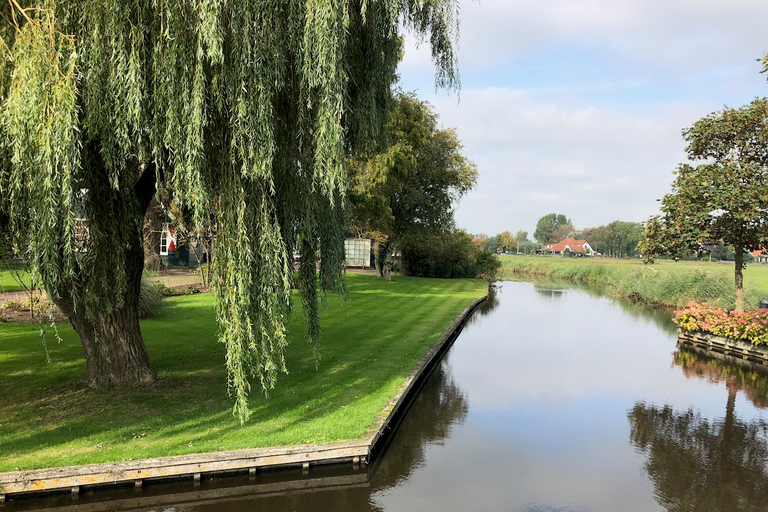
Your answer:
(677, 329), (768, 366)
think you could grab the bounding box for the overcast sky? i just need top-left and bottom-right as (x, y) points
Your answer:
(397, 0), (768, 237)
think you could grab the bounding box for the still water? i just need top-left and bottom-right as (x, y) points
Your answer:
(10, 280), (768, 511)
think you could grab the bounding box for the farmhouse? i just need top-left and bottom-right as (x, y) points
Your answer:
(541, 238), (594, 257)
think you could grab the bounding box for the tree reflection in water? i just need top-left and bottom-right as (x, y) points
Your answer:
(674, 347), (768, 409)
(629, 347), (768, 511)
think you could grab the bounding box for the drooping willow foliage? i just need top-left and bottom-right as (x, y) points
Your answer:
(0, 0), (460, 421)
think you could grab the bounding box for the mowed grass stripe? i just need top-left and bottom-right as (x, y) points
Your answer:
(0, 274), (486, 472)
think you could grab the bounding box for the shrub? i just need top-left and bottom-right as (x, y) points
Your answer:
(138, 278), (164, 318)
(674, 302), (768, 345)
(400, 230), (500, 279)
(2, 299), (23, 312)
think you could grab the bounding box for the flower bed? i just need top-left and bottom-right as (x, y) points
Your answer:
(674, 302), (768, 346)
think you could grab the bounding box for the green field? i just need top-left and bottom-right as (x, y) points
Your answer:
(498, 255), (768, 310)
(0, 274), (486, 472)
(0, 266), (31, 293)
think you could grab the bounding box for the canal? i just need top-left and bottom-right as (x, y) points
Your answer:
(9, 279), (768, 511)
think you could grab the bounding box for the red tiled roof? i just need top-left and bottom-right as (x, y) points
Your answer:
(547, 238), (588, 253)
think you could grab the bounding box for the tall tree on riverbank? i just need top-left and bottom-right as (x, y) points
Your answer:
(640, 98), (768, 312)
(349, 92), (477, 280)
(0, 1), (461, 421)
(533, 213), (572, 245)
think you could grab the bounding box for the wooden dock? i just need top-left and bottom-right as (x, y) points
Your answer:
(0, 294), (487, 503)
(677, 330), (768, 366)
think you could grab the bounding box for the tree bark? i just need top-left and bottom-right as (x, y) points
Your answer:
(143, 197), (163, 271)
(61, 298), (156, 387)
(734, 243), (745, 312)
(51, 157), (158, 387)
(373, 239), (383, 276)
(382, 242), (393, 281)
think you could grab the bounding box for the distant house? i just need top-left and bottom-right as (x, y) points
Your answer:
(751, 248), (768, 263)
(541, 238), (594, 257)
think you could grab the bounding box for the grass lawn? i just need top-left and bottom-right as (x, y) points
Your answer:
(0, 274), (486, 472)
(498, 255), (768, 309)
(0, 266), (31, 293)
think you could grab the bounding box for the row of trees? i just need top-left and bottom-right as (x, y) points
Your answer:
(581, 221), (643, 258)
(482, 216), (642, 258)
(0, 1), (463, 421)
(481, 230), (538, 255)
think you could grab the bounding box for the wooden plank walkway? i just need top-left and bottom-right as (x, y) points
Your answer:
(0, 294), (487, 502)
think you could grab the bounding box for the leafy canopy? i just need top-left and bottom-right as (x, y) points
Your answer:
(641, 98), (768, 311)
(349, 92), (477, 245)
(533, 213), (572, 245)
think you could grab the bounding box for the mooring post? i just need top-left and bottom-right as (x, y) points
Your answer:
(249, 468), (257, 480)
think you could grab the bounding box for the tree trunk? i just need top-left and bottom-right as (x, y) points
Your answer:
(51, 156), (158, 387)
(65, 300), (156, 387)
(373, 240), (383, 276)
(382, 242), (393, 281)
(143, 197), (163, 271)
(734, 244), (745, 312)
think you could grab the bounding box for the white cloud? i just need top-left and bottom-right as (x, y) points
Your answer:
(397, 0), (768, 236)
(399, 0), (768, 74)
(424, 87), (694, 233)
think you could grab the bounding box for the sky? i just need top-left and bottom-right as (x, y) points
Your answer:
(397, 0), (768, 237)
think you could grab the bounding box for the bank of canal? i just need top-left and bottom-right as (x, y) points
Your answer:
(8, 279), (768, 511)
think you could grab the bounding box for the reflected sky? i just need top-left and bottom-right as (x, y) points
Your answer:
(373, 281), (768, 512)
(9, 280), (768, 512)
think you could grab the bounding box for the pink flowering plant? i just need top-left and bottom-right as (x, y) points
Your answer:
(673, 302), (768, 345)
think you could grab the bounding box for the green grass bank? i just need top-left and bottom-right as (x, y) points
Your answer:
(0, 266), (30, 293)
(498, 255), (768, 310)
(0, 274), (486, 473)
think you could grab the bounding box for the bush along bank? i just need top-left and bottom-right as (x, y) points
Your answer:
(498, 256), (760, 310)
(674, 302), (768, 346)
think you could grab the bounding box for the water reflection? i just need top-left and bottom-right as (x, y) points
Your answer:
(369, 360), (469, 496)
(477, 284), (500, 316)
(510, 274), (678, 334)
(629, 399), (768, 511)
(674, 346), (768, 409)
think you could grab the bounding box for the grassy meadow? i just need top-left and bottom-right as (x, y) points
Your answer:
(0, 274), (486, 472)
(0, 265), (30, 293)
(498, 255), (768, 310)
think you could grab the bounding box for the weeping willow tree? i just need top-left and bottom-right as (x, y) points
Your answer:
(0, 0), (460, 421)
